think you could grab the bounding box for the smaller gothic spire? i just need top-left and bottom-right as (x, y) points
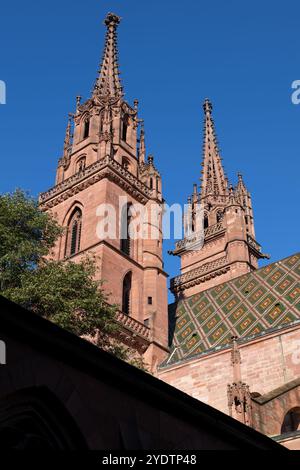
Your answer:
(236, 172), (247, 195)
(93, 13), (123, 99)
(200, 99), (228, 197)
(63, 114), (73, 157)
(139, 122), (146, 163)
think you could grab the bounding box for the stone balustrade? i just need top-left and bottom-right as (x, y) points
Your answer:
(116, 310), (151, 340)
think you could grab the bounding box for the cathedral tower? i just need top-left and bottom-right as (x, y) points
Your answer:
(39, 13), (169, 369)
(170, 99), (269, 299)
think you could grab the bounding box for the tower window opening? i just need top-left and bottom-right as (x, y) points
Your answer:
(191, 202), (196, 232)
(148, 297), (153, 305)
(83, 118), (90, 139)
(204, 214), (209, 229)
(121, 203), (132, 256)
(66, 209), (82, 257)
(149, 178), (153, 190)
(122, 272), (132, 315)
(122, 116), (129, 142)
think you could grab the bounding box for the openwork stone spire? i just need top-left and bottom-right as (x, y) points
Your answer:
(93, 13), (123, 99)
(200, 99), (228, 197)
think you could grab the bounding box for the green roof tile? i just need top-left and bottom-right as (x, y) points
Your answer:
(166, 253), (300, 366)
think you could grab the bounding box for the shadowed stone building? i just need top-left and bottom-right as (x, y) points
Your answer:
(38, 12), (300, 448)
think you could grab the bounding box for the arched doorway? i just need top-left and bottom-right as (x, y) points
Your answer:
(281, 407), (300, 434)
(0, 386), (87, 449)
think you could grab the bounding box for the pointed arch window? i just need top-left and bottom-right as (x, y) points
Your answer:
(65, 208), (82, 257)
(204, 214), (209, 229)
(191, 203), (196, 232)
(122, 272), (132, 315)
(83, 117), (90, 140)
(122, 115), (129, 142)
(120, 203), (132, 256)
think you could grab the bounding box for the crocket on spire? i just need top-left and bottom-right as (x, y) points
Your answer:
(93, 13), (123, 99)
(200, 99), (228, 198)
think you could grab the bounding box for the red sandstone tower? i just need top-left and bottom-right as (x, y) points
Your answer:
(39, 13), (169, 369)
(170, 99), (269, 299)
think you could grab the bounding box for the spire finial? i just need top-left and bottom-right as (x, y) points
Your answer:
(200, 99), (228, 197)
(93, 12), (123, 99)
(104, 12), (121, 28)
(236, 172), (248, 196)
(203, 98), (212, 115)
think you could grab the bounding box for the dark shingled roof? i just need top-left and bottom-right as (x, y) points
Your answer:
(163, 253), (300, 367)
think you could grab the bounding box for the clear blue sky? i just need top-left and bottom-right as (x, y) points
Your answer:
(1, 0), (299, 298)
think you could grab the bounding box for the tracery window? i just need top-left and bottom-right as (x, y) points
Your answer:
(65, 208), (82, 257)
(122, 272), (132, 315)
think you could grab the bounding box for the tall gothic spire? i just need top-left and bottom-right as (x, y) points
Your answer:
(93, 13), (123, 99)
(200, 99), (228, 197)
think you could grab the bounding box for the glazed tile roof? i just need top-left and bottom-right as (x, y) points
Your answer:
(164, 253), (300, 367)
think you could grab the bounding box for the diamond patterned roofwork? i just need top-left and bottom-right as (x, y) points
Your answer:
(163, 253), (300, 367)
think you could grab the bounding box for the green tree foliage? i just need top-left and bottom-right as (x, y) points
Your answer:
(0, 189), (62, 290)
(3, 257), (118, 345)
(0, 190), (146, 368)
